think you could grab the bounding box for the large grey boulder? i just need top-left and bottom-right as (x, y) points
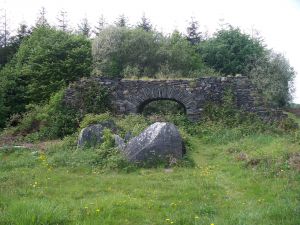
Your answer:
(77, 120), (116, 148)
(123, 122), (183, 164)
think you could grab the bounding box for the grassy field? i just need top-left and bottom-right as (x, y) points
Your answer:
(0, 116), (300, 225)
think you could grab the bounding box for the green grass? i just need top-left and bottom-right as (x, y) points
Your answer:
(1, 126), (299, 225)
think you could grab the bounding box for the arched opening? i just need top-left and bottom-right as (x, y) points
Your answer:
(138, 98), (186, 116)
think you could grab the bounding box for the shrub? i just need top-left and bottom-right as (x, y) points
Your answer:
(116, 114), (150, 137)
(0, 27), (92, 129)
(80, 113), (112, 129)
(14, 89), (80, 139)
(11, 77), (113, 140)
(45, 129), (136, 172)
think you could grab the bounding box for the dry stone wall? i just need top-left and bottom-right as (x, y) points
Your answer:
(64, 76), (285, 121)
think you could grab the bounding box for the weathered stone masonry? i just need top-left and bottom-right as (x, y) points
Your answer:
(64, 76), (285, 121)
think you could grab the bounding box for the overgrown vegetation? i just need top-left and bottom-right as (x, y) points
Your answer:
(0, 27), (92, 128)
(0, 12), (296, 130)
(0, 107), (299, 224)
(0, 8), (299, 225)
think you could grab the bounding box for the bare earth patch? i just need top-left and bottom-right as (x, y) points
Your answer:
(289, 153), (300, 172)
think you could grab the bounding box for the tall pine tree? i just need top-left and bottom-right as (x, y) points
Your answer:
(186, 17), (202, 45)
(35, 7), (49, 28)
(115, 14), (127, 27)
(78, 17), (91, 37)
(137, 14), (152, 32)
(94, 15), (105, 36)
(57, 10), (69, 32)
(0, 9), (10, 48)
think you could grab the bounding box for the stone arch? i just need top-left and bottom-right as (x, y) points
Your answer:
(137, 98), (187, 114)
(64, 76), (285, 123)
(127, 86), (201, 121)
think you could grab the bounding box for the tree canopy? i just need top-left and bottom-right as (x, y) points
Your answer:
(200, 26), (266, 75)
(0, 26), (92, 127)
(0, 11), (296, 129)
(92, 27), (210, 78)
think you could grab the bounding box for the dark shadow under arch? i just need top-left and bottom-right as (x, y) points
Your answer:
(137, 98), (187, 115)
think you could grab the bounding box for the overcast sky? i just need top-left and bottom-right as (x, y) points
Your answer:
(1, 0), (300, 103)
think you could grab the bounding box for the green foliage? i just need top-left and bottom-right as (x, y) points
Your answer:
(14, 26), (92, 104)
(92, 26), (163, 77)
(38, 90), (80, 139)
(278, 117), (299, 131)
(0, 74), (9, 128)
(9, 79), (112, 140)
(92, 27), (211, 78)
(199, 26), (265, 75)
(80, 113), (112, 129)
(0, 26), (92, 129)
(14, 89), (79, 139)
(0, 147), (38, 171)
(1, 122), (299, 225)
(43, 130), (135, 172)
(0, 65), (27, 128)
(249, 52), (295, 107)
(100, 128), (115, 149)
(0, 199), (69, 225)
(116, 114), (150, 137)
(157, 31), (208, 77)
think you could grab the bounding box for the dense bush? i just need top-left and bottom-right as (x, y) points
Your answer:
(0, 27), (92, 129)
(0, 23), (296, 134)
(199, 26), (265, 75)
(92, 27), (211, 78)
(92, 26), (162, 77)
(116, 114), (150, 137)
(13, 81), (112, 140)
(14, 89), (79, 140)
(249, 52), (295, 107)
(45, 128), (136, 172)
(199, 26), (295, 106)
(14, 27), (92, 104)
(79, 113), (112, 129)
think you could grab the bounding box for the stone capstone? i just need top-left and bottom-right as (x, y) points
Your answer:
(77, 120), (116, 148)
(122, 122), (183, 163)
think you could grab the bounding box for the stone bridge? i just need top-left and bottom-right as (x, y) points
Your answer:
(64, 76), (285, 121)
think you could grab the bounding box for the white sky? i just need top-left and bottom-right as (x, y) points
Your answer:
(1, 0), (300, 103)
